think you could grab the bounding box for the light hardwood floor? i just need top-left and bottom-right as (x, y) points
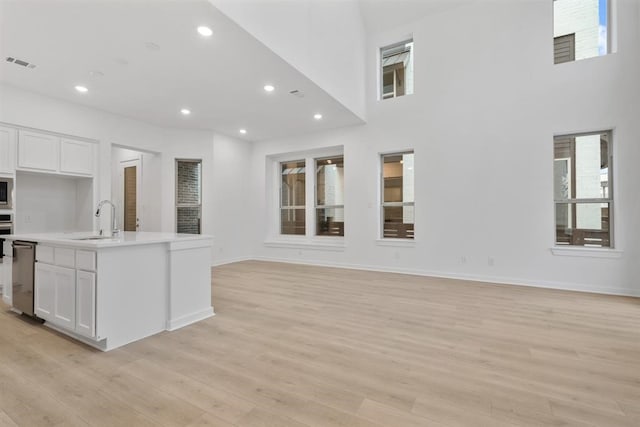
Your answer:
(1, 260), (640, 426)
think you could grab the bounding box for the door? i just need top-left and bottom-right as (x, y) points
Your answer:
(119, 158), (142, 231)
(53, 265), (76, 329)
(76, 270), (96, 338)
(34, 262), (55, 320)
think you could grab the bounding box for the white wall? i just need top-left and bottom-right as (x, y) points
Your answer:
(210, 0), (367, 121)
(248, 0), (640, 296)
(15, 172), (93, 233)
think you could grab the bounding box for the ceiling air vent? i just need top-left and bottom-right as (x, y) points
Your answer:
(289, 89), (305, 98)
(5, 57), (37, 69)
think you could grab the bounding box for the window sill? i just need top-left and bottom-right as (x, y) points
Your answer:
(264, 238), (345, 252)
(550, 246), (623, 259)
(375, 238), (416, 248)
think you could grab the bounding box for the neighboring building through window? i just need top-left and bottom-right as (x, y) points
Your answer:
(553, 0), (608, 64)
(176, 159), (202, 234)
(315, 156), (344, 236)
(380, 39), (413, 100)
(381, 152), (414, 239)
(280, 160), (306, 235)
(554, 131), (611, 247)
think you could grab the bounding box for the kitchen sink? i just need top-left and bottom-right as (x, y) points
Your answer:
(72, 236), (116, 241)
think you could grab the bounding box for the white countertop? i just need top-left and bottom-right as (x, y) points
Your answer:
(3, 231), (213, 249)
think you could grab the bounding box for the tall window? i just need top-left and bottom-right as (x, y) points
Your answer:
(315, 156), (344, 236)
(381, 152), (414, 239)
(554, 131), (612, 247)
(553, 0), (609, 64)
(176, 159), (202, 234)
(380, 39), (414, 100)
(280, 160), (306, 235)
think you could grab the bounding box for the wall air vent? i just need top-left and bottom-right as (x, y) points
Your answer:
(5, 57), (37, 69)
(289, 89), (305, 98)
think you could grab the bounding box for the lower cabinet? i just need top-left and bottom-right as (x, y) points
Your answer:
(34, 250), (96, 339)
(75, 270), (96, 338)
(35, 263), (76, 330)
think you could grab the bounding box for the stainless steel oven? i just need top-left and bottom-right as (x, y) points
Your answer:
(0, 177), (13, 209)
(0, 214), (12, 264)
(0, 213), (12, 236)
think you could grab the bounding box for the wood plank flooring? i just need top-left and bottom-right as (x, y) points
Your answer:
(1, 260), (640, 426)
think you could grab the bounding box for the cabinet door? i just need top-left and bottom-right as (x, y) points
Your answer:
(0, 126), (16, 173)
(53, 266), (76, 330)
(60, 139), (93, 176)
(17, 130), (59, 172)
(75, 270), (96, 338)
(35, 263), (56, 321)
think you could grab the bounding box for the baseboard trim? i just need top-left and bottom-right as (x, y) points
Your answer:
(250, 256), (640, 298)
(167, 307), (215, 331)
(211, 256), (253, 267)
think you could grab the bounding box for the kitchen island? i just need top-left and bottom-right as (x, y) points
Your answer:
(3, 231), (214, 351)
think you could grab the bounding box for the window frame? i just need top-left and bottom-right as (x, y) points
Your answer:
(552, 0), (612, 64)
(279, 159), (306, 236)
(175, 158), (202, 235)
(379, 38), (414, 101)
(380, 151), (415, 240)
(553, 130), (613, 248)
(314, 155), (345, 237)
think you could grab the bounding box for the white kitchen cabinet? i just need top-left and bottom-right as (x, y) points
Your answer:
(60, 139), (93, 176)
(75, 270), (96, 338)
(35, 261), (77, 330)
(34, 262), (56, 320)
(17, 130), (95, 176)
(0, 126), (16, 173)
(52, 265), (76, 330)
(35, 246), (96, 336)
(17, 130), (59, 172)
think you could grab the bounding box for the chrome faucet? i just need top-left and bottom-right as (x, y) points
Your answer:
(95, 200), (120, 236)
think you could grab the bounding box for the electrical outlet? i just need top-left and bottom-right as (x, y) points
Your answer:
(460, 255), (467, 264)
(24, 215), (31, 224)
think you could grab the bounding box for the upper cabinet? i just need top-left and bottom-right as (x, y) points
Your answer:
(0, 126), (17, 173)
(17, 130), (94, 177)
(17, 130), (59, 172)
(60, 138), (94, 175)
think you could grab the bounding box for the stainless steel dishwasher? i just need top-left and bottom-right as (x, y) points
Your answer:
(12, 241), (36, 316)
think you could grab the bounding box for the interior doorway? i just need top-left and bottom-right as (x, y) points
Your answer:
(111, 145), (161, 233)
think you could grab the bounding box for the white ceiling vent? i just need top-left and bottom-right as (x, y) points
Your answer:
(289, 89), (305, 98)
(5, 57), (37, 69)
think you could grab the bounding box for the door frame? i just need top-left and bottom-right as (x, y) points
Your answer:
(118, 157), (143, 232)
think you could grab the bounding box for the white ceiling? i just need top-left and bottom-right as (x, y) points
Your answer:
(358, 0), (477, 33)
(0, 0), (363, 142)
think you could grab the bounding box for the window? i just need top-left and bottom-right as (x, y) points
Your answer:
(553, 0), (609, 64)
(315, 156), (344, 236)
(554, 131), (612, 247)
(381, 152), (414, 239)
(176, 159), (202, 234)
(380, 39), (413, 100)
(280, 160), (306, 235)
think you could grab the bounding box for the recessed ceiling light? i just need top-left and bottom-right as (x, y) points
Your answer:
(75, 85), (88, 93)
(239, 129), (247, 135)
(180, 108), (191, 115)
(197, 26), (213, 37)
(263, 85), (275, 92)
(313, 113), (323, 120)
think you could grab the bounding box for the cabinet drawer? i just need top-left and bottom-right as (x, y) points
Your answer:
(76, 250), (96, 271)
(36, 245), (54, 264)
(54, 248), (75, 268)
